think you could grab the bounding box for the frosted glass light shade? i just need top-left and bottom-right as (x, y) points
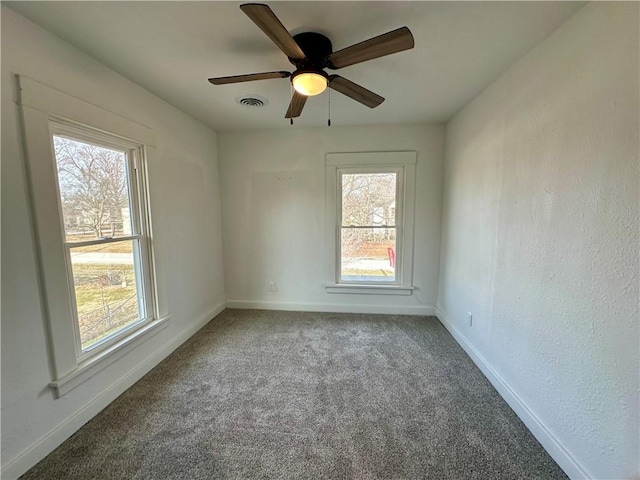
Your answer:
(292, 72), (327, 96)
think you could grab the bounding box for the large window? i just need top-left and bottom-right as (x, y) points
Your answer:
(50, 124), (154, 356)
(20, 76), (164, 397)
(326, 152), (416, 295)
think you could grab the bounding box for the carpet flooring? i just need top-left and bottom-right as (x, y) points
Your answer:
(20, 309), (567, 479)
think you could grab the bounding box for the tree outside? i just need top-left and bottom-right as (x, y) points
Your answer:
(54, 136), (130, 240)
(53, 136), (141, 349)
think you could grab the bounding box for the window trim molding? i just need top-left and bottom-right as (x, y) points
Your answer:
(48, 314), (171, 398)
(325, 151), (417, 295)
(324, 284), (415, 295)
(18, 75), (164, 395)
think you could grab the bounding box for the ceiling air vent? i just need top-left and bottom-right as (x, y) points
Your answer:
(236, 95), (268, 108)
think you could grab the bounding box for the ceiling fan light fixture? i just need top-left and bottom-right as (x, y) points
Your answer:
(292, 71), (327, 96)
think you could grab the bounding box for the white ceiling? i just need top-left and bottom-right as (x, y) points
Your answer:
(7, 1), (584, 132)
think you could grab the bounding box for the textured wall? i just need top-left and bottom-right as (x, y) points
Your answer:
(1, 7), (225, 477)
(219, 125), (444, 314)
(438, 2), (639, 478)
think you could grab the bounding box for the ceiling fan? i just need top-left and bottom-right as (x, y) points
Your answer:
(208, 3), (414, 120)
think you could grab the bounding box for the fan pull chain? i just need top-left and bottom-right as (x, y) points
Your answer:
(289, 82), (294, 126)
(328, 88), (331, 127)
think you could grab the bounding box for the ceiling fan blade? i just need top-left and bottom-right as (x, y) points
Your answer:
(328, 75), (385, 108)
(208, 71), (290, 85)
(327, 27), (414, 69)
(240, 4), (306, 61)
(285, 91), (307, 118)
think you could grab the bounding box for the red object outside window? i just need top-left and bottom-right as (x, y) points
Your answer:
(387, 247), (396, 267)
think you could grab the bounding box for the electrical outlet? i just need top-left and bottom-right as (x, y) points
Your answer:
(467, 312), (473, 327)
(267, 281), (278, 293)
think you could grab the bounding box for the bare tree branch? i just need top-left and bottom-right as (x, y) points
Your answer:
(54, 137), (129, 239)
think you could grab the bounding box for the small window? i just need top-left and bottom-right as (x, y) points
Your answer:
(340, 170), (399, 283)
(326, 152), (416, 295)
(50, 123), (155, 358)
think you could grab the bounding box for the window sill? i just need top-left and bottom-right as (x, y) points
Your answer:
(325, 283), (414, 295)
(48, 314), (171, 398)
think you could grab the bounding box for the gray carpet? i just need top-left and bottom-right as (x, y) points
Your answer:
(20, 309), (567, 479)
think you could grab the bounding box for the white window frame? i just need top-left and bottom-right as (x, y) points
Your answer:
(49, 121), (156, 361)
(19, 76), (168, 397)
(337, 166), (403, 285)
(325, 152), (416, 295)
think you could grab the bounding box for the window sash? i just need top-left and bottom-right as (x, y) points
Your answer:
(65, 238), (152, 360)
(49, 121), (155, 361)
(339, 225), (398, 284)
(337, 167), (404, 285)
(65, 235), (140, 248)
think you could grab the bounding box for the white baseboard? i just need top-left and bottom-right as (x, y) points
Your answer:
(1, 302), (226, 480)
(434, 307), (591, 480)
(226, 299), (434, 316)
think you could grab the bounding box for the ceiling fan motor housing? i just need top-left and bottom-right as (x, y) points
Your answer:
(290, 32), (333, 71)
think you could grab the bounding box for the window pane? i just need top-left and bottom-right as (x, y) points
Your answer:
(341, 227), (396, 282)
(341, 173), (396, 227)
(53, 136), (133, 242)
(69, 240), (143, 350)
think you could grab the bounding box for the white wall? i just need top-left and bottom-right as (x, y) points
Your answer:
(1, 7), (225, 478)
(438, 2), (639, 479)
(219, 125), (444, 314)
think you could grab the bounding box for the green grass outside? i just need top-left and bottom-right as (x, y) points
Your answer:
(72, 263), (139, 348)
